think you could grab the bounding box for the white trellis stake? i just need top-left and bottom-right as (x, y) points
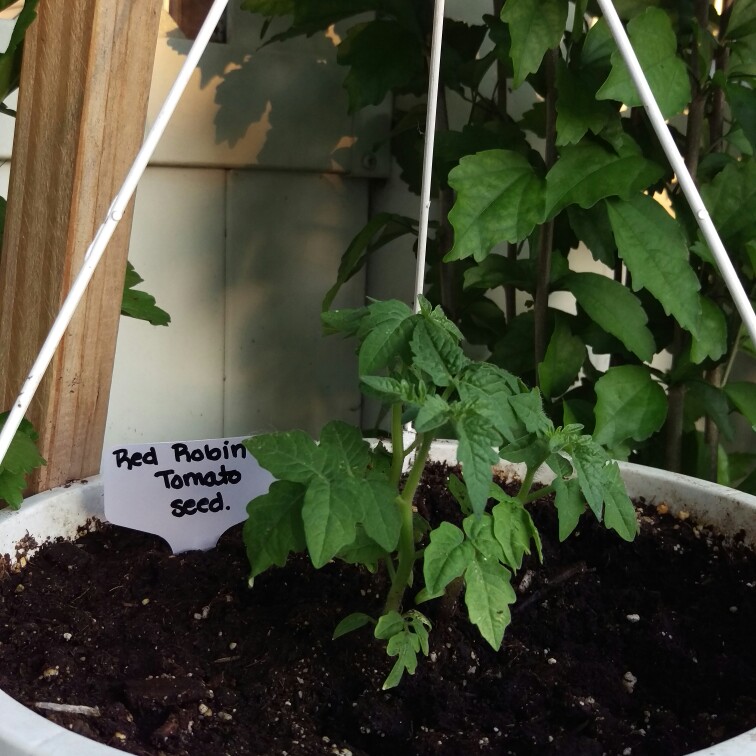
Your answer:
(412, 0), (756, 347)
(595, 0), (756, 345)
(0, 0), (230, 469)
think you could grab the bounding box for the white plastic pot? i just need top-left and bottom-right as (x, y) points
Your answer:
(1, 449), (755, 755)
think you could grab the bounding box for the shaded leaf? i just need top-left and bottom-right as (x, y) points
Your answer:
(562, 272), (655, 361)
(593, 366), (668, 450)
(244, 430), (329, 483)
(501, 0), (568, 87)
(0, 0), (38, 103)
(410, 319), (470, 387)
(446, 150), (545, 262)
(552, 475), (585, 541)
(423, 522), (475, 595)
(333, 612), (373, 639)
(454, 411), (501, 516)
(538, 319), (586, 399)
(338, 20), (425, 112)
(607, 195), (702, 339)
(597, 8), (691, 118)
(121, 262), (170, 326)
(244, 481), (306, 578)
(302, 477), (363, 567)
(323, 213), (415, 311)
(544, 143), (663, 219)
(725, 382), (756, 426)
(464, 555), (516, 649)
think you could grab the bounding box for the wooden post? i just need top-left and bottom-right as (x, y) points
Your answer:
(0, 0), (163, 491)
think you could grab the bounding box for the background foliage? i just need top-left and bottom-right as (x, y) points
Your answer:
(243, 0), (756, 491)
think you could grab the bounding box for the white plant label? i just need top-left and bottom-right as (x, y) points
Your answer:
(103, 437), (274, 553)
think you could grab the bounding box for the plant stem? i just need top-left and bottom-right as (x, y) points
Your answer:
(390, 403), (404, 488)
(534, 49), (558, 372)
(384, 433), (434, 614)
(516, 466), (537, 503)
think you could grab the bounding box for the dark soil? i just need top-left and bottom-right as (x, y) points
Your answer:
(1, 462), (755, 756)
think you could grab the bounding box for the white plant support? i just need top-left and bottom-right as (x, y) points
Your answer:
(412, 0), (755, 347)
(413, 0), (446, 314)
(0, 0), (229, 469)
(597, 0), (756, 346)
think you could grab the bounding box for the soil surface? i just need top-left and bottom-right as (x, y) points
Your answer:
(1, 463), (755, 756)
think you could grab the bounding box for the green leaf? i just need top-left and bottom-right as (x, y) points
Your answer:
(338, 20), (425, 112)
(607, 195), (702, 339)
(414, 395), (452, 433)
(244, 430), (329, 483)
(552, 475), (585, 541)
(500, 0), (568, 87)
(562, 272), (656, 361)
(499, 432), (551, 471)
(302, 477), (363, 567)
(360, 375), (424, 405)
(725, 82), (756, 151)
(570, 436), (611, 520)
(319, 421), (371, 475)
(374, 610), (405, 640)
(321, 307), (367, 337)
(0, 0), (38, 103)
(0, 413), (45, 508)
(699, 160), (756, 250)
(464, 555), (516, 650)
(376, 610), (431, 689)
(457, 362), (522, 442)
(359, 479), (402, 552)
(322, 214), (415, 311)
(600, 460), (638, 541)
(423, 522), (475, 595)
(336, 527), (387, 570)
(509, 390), (552, 435)
(690, 296), (727, 364)
(567, 204), (617, 268)
(555, 60), (617, 146)
(538, 319), (586, 399)
(445, 150), (545, 262)
(593, 366), (668, 450)
(410, 319), (470, 387)
(462, 512), (505, 561)
(333, 612), (373, 639)
(454, 411), (501, 516)
(491, 497), (541, 570)
(121, 262), (170, 326)
(596, 8), (691, 118)
(684, 381), (735, 441)
(382, 629), (419, 689)
(244, 481), (306, 578)
(726, 0), (756, 40)
(725, 382), (756, 426)
(447, 473), (473, 516)
(544, 143), (663, 219)
(581, 17), (615, 68)
(358, 300), (415, 375)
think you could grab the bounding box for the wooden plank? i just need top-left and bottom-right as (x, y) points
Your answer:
(0, 0), (163, 491)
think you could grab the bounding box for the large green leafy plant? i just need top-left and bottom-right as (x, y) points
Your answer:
(242, 0), (756, 490)
(244, 297), (637, 688)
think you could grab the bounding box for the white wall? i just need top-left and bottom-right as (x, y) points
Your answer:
(0, 9), (389, 452)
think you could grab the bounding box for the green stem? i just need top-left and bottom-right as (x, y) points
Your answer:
(521, 482), (556, 505)
(390, 403), (404, 487)
(384, 434), (434, 614)
(516, 467), (537, 503)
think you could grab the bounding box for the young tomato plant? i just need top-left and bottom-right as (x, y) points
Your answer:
(243, 297), (637, 688)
